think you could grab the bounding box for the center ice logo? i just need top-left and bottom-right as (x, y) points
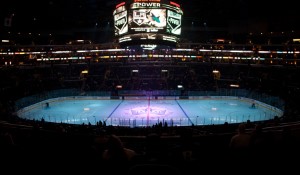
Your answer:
(131, 107), (167, 115)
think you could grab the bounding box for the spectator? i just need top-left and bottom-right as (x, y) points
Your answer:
(229, 123), (252, 164)
(229, 123), (251, 150)
(250, 124), (268, 150)
(102, 134), (136, 162)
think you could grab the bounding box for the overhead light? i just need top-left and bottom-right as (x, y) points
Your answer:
(81, 70), (88, 74)
(230, 84), (240, 88)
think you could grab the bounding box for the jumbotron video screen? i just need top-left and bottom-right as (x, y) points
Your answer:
(113, 0), (183, 48)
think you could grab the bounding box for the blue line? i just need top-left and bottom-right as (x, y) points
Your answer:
(106, 99), (124, 121)
(175, 99), (193, 125)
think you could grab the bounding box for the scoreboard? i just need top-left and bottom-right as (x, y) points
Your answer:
(113, 0), (183, 47)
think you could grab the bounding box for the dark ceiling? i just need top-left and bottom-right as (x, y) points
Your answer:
(0, 0), (299, 44)
(1, 0), (298, 31)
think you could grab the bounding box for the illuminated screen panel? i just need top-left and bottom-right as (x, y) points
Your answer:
(114, 10), (128, 36)
(119, 33), (164, 42)
(119, 33), (178, 46)
(113, 4), (126, 15)
(114, 4), (128, 36)
(128, 9), (166, 33)
(115, 1), (183, 48)
(130, 1), (162, 9)
(166, 10), (181, 35)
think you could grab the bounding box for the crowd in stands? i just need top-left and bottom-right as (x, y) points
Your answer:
(1, 117), (300, 173)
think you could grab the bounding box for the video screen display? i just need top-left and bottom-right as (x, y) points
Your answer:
(166, 10), (181, 35)
(119, 33), (178, 44)
(113, 0), (183, 46)
(113, 5), (126, 15)
(114, 10), (128, 36)
(128, 9), (166, 33)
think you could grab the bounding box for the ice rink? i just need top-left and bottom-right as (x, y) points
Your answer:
(17, 96), (283, 127)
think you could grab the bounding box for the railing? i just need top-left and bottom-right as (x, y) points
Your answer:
(15, 113), (279, 127)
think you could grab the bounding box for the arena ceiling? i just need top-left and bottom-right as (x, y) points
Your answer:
(0, 0), (299, 44)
